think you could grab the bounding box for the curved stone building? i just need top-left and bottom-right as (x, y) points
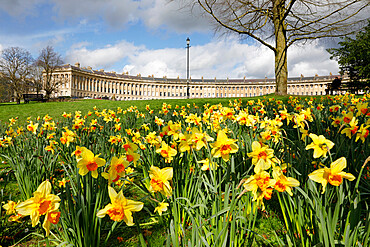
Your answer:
(50, 63), (341, 100)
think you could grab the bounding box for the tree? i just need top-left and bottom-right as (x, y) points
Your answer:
(194, 0), (369, 95)
(328, 20), (370, 91)
(0, 47), (34, 104)
(0, 75), (12, 103)
(30, 65), (45, 95)
(36, 46), (64, 99)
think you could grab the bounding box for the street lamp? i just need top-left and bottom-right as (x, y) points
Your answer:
(186, 37), (190, 99)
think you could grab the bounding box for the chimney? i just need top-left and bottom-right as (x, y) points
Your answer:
(100, 69), (104, 72)
(75, 62), (80, 68)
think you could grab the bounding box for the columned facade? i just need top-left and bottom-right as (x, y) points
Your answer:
(49, 63), (342, 100)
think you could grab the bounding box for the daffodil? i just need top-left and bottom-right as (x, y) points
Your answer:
(97, 186), (143, 225)
(3, 200), (18, 215)
(102, 156), (128, 183)
(15, 181), (61, 236)
(27, 121), (39, 134)
(154, 201), (169, 216)
(342, 111), (354, 124)
(355, 102), (368, 116)
(308, 157), (355, 193)
(272, 166), (300, 196)
(76, 148), (106, 178)
(210, 130), (238, 162)
(241, 171), (276, 210)
(247, 141), (277, 173)
(305, 133), (334, 158)
(124, 148), (139, 164)
(71, 146), (86, 161)
(156, 141), (177, 163)
(190, 127), (214, 151)
(122, 139), (138, 152)
(331, 116), (342, 127)
(146, 132), (162, 148)
(149, 166), (173, 197)
(341, 117), (359, 138)
(162, 120), (182, 140)
(60, 128), (76, 147)
(299, 128), (309, 141)
(58, 178), (69, 188)
(198, 158), (218, 171)
(355, 124), (369, 143)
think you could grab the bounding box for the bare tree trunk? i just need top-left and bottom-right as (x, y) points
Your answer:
(275, 34), (288, 95)
(274, 0), (288, 96)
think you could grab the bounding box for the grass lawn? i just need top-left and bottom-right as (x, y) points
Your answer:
(0, 94), (291, 123)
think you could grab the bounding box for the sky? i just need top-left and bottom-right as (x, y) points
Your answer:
(0, 0), (344, 80)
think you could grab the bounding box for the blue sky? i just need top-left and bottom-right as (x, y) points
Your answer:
(0, 0), (340, 79)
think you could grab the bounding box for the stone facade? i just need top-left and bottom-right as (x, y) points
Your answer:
(48, 63), (342, 100)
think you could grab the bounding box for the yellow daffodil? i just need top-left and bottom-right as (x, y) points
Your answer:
(60, 128), (76, 147)
(355, 124), (369, 143)
(156, 141), (177, 163)
(331, 116), (342, 127)
(27, 121), (39, 134)
(149, 166), (173, 197)
(146, 132), (162, 148)
(341, 117), (359, 138)
(154, 201), (169, 216)
(178, 133), (192, 153)
(58, 178), (69, 188)
(248, 141), (277, 173)
(241, 171), (276, 211)
(71, 146), (86, 162)
(185, 113), (201, 125)
(97, 186), (143, 225)
(308, 157), (355, 193)
(210, 130), (238, 162)
(44, 143), (56, 154)
(329, 105), (341, 113)
(3, 200), (18, 215)
(299, 128), (309, 141)
(198, 158), (218, 171)
(191, 127), (214, 151)
(162, 121), (182, 140)
(102, 156), (128, 183)
(342, 111), (354, 124)
(115, 123), (121, 132)
(76, 148), (106, 178)
(15, 181), (61, 236)
(305, 133), (334, 158)
(122, 139), (138, 152)
(272, 166), (300, 196)
(355, 102), (368, 116)
(126, 149), (140, 165)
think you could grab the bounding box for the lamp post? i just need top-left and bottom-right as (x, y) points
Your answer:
(186, 37), (190, 99)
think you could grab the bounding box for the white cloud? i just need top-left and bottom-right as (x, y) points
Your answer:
(139, 0), (211, 33)
(65, 41), (145, 69)
(67, 37), (338, 80)
(288, 41), (339, 77)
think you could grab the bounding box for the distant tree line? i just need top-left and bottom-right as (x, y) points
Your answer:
(328, 20), (370, 90)
(0, 46), (64, 104)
